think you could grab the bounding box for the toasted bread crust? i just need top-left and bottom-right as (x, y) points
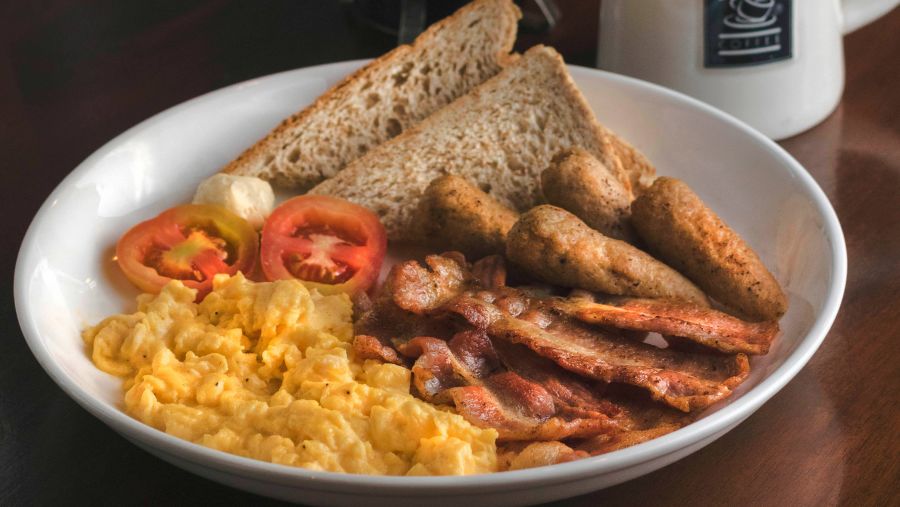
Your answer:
(222, 0), (521, 190)
(221, 42), (413, 181)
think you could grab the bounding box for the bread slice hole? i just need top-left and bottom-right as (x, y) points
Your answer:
(392, 62), (415, 87)
(386, 118), (402, 138)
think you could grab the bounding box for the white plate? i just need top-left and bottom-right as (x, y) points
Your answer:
(14, 60), (846, 506)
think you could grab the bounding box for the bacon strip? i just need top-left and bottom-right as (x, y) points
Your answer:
(488, 311), (749, 412)
(389, 253), (476, 314)
(559, 297), (779, 355)
(354, 287), (458, 347)
(580, 425), (681, 455)
(471, 255), (508, 289)
(492, 340), (620, 420)
(398, 332), (498, 400)
(399, 332), (620, 441)
(572, 385), (693, 455)
(351, 335), (403, 365)
(380, 253), (758, 412)
(448, 375), (619, 441)
(439, 292), (749, 412)
(488, 339), (694, 453)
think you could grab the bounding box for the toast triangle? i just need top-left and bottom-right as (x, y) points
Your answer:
(222, 0), (521, 191)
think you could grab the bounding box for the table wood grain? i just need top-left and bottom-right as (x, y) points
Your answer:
(2, 2), (898, 505)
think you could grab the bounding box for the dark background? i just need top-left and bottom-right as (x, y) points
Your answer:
(2, 1), (898, 505)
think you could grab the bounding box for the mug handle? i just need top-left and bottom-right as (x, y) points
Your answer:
(842, 0), (899, 33)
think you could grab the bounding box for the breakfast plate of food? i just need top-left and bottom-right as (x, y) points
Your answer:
(14, 0), (846, 505)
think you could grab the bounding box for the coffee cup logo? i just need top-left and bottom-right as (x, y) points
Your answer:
(705, 0), (792, 67)
(732, 0), (776, 23)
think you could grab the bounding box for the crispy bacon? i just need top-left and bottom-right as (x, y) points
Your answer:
(354, 287), (458, 346)
(351, 291), (374, 319)
(424, 332), (691, 451)
(559, 296), (779, 355)
(372, 254), (771, 412)
(431, 289), (749, 412)
(572, 385), (692, 455)
(579, 425), (681, 455)
(351, 335), (403, 365)
(471, 255), (508, 289)
(399, 332), (621, 441)
(388, 253), (476, 314)
(492, 340), (620, 420)
(398, 332), (498, 400)
(448, 375), (619, 441)
(488, 311), (750, 412)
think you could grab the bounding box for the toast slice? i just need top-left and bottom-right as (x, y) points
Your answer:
(222, 0), (521, 190)
(310, 45), (656, 241)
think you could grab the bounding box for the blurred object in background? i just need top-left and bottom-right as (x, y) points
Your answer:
(344, 0), (559, 38)
(597, 0), (899, 140)
(343, 0), (599, 65)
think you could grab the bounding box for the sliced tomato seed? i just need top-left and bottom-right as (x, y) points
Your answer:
(259, 195), (386, 295)
(291, 262), (351, 284)
(144, 228), (232, 282)
(291, 224), (365, 247)
(192, 248), (230, 281)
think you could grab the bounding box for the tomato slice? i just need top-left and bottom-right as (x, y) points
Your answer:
(261, 195), (387, 295)
(116, 204), (258, 298)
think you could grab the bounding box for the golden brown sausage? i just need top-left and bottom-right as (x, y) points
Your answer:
(541, 147), (636, 242)
(630, 177), (787, 321)
(506, 205), (708, 305)
(415, 175), (519, 258)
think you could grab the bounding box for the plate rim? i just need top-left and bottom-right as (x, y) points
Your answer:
(14, 59), (847, 491)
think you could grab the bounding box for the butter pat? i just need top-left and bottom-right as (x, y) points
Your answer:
(193, 174), (274, 228)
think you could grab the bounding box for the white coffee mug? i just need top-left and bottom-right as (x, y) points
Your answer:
(598, 0), (898, 140)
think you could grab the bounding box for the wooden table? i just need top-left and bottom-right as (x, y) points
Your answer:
(2, 2), (897, 505)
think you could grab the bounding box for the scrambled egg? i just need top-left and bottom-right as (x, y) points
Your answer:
(83, 274), (497, 475)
